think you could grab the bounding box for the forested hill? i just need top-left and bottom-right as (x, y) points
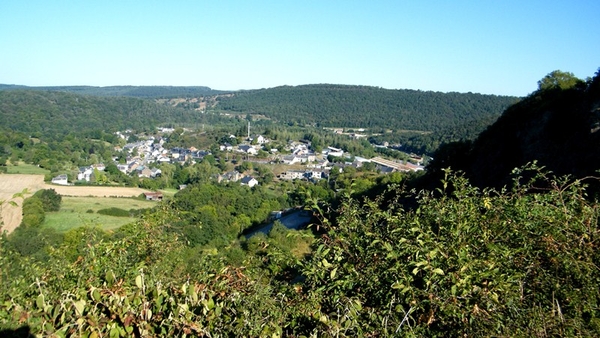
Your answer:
(427, 70), (600, 189)
(0, 90), (211, 137)
(0, 84), (221, 98)
(215, 84), (519, 132)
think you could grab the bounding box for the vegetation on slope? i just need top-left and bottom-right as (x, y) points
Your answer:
(0, 90), (222, 138)
(0, 84), (221, 98)
(214, 84), (518, 153)
(1, 168), (599, 336)
(427, 69), (600, 190)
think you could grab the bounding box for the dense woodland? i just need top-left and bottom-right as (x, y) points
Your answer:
(1, 69), (600, 336)
(426, 70), (600, 192)
(214, 84), (518, 153)
(0, 85), (220, 98)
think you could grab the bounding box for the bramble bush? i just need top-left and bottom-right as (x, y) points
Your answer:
(1, 165), (599, 337)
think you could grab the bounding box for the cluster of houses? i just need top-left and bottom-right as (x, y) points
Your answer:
(51, 129), (424, 187)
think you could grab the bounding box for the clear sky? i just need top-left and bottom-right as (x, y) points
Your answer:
(1, 1), (598, 96)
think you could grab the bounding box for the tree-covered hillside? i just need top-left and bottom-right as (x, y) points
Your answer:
(216, 84), (518, 131)
(0, 90), (220, 137)
(427, 69), (600, 189)
(0, 84), (221, 98)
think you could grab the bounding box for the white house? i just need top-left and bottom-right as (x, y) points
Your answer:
(240, 176), (259, 188)
(238, 145), (258, 155)
(51, 174), (69, 186)
(77, 167), (94, 182)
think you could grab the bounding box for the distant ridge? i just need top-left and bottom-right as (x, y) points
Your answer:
(0, 84), (222, 98)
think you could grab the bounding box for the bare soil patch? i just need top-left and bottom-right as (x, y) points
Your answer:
(0, 174), (46, 233)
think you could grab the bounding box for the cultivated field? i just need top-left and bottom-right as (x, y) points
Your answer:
(44, 196), (157, 232)
(0, 174), (46, 233)
(1, 173), (154, 233)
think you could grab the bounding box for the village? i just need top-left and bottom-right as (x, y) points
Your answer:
(51, 127), (424, 188)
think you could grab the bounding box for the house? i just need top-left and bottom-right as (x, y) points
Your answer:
(51, 174), (69, 185)
(117, 164), (128, 174)
(251, 135), (268, 144)
(240, 176), (259, 188)
(218, 171), (242, 183)
(150, 168), (162, 178)
(220, 143), (233, 151)
(238, 145), (258, 155)
(138, 167), (153, 178)
(278, 171), (305, 180)
(143, 192), (163, 201)
(92, 163), (106, 171)
(77, 167), (94, 181)
(324, 146), (344, 157)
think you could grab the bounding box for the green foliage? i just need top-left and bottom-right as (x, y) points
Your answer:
(216, 84), (517, 154)
(33, 189), (62, 212)
(1, 166), (600, 336)
(96, 207), (131, 217)
(0, 84), (220, 98)
(301, 168), (600, 336)
(0, 90), (230, 144)
(21, 196), (45, 227)
(538, 70), (585, 91)
(426, 69), (600, 191)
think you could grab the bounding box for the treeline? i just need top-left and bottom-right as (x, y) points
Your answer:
(425, 69), (600, 190)
(0, 90), (229, 138)
(0, 84), (221, 98)
(215, 84), (517, 131)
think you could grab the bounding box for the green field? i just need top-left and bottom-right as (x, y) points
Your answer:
(6, 162), (51, 175)
(43, 196), (158, 232)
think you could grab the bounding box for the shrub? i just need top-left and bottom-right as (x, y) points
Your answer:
(21, 196), (45, 227)
(96, 207), (131, 217)
(33, 188), (62, 212)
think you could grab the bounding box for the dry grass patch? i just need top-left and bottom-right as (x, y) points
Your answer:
(0, 174), (46, 233)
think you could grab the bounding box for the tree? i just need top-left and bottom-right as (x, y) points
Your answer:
(537, 70), (584, 91)
(33, 189), (62, 212)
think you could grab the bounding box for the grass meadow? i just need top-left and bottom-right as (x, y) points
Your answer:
(43, 196), (158, 232)
(6, 162), (51, 175)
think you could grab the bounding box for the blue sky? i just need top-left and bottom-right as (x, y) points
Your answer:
(1, 1), (598, 96)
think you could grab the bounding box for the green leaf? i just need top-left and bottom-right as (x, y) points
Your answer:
(73, 300), (86, 316)
(105, 271), (115, 285)
(135, 275), (143, 289)
(206, 297), (215, 310)
(330, 267), (337, 279)
(432, 268), (445, 275)
(36, 294), (45, 310)
(91, 288), (101, 302)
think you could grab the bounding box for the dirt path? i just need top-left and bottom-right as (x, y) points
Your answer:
(0, 174), (46, 234)
(1, 174), (151, 234)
